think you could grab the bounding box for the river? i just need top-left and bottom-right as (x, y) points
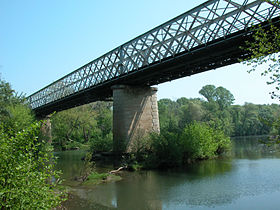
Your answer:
(55, 136), (280, 210)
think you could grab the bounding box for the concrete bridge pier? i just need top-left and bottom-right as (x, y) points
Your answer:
(40, 115), (52, 144)
(112, 85), (160, 154)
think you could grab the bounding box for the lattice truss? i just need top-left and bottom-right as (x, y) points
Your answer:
(28, 0), (280, 109)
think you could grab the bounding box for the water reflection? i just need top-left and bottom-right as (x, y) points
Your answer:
(232, 136), (280, 159)
(54, 150), (87, 184)
(56, 137), (280, 210)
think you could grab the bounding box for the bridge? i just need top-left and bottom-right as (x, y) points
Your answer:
(27, 0), (280, 153)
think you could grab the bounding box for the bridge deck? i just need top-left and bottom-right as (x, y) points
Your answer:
(27, 0), (280, 116)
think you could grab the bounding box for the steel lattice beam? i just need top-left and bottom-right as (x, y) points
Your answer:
(27, 0), (280, 116)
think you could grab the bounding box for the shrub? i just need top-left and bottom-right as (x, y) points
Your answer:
(180, 122), (231, 160)
(147, 130), (182, 168)
(0, 122), (65, 209)
(90, 132), (113, 153)
(145, 122), (231, 168)
(2, 104), (35, 134)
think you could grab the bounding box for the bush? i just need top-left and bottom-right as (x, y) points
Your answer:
(145, 122), (231, 168)
(149, 131), (182, 168)
(0, 122), (65, 209)
(2, 104), (35, 134)
(90, 132), (113, 153)
(180, 122), (231, 160)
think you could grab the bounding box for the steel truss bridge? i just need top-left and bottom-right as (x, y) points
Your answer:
(27, 0), (280, 116)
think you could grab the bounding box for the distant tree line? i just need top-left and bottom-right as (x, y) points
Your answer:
(50, 84), (280, 153)
(158, 85), (280, 138)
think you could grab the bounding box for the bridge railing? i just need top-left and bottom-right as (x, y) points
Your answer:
(27, 0), (280, 109)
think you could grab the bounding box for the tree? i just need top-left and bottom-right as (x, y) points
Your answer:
(199, 85), (216, 103)
(4, 103), (35, 134)
(179, 99), (205, 128)
(244, 0), (280, 99)
(242, 103), (261, 136)
(158, 98), (180, 128)
(0, 77), (14, 105)
(0, 78), (17, 120)
(199, 85), (235, 110)
(230, 105), (244, 136)
(0, 78), (65, 208)
(244, 1), (280, 143)
(215, 86), (235, 110)
(51, 101), (113, 151)
(199, 85), (234, 136)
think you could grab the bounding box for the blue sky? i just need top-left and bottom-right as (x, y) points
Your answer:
(0, 0), (278, 105)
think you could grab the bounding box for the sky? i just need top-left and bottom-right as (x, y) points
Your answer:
(0, 0), (279, 105)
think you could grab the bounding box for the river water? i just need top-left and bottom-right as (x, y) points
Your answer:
(55, 136), (280, 210)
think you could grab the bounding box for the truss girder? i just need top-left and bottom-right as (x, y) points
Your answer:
(27, 0), (280, 110)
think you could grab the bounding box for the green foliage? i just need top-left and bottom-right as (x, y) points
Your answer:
(148, 129), (182, 168)
(0, 122), (65, 209)
(199, 85), (235, 109)
(88, 172), (108, 181)
(260, 116), (280, 145)
(244, 8), (280, 99)
(181, 123), (216, 159)
(157, 85), (237, 137)
(3, 104), (35, 134)
(51, 101), (113, 152)
(181, 122), (231, 160)
(130, 162), (143, 171)
(199, 85), (234, 136)
(90, 132), (113, 152)
(0, 77), (65, 209)
(51, 105), (96, 150)
(145, 122), (231, 168)
(158, 98), (180, 128)
(0, 77), (35, 135)
(158, 93), (280, 138)
(50, 81), (279, 156)
(0, 78), (25, 123)
(0, 78), (17, 107)
(243, 3), (280, 144)
(83, 172), (121, 185)
(179, 100), (205, 128)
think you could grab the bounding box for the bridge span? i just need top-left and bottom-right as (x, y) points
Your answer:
(27, 0), (280, 153)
